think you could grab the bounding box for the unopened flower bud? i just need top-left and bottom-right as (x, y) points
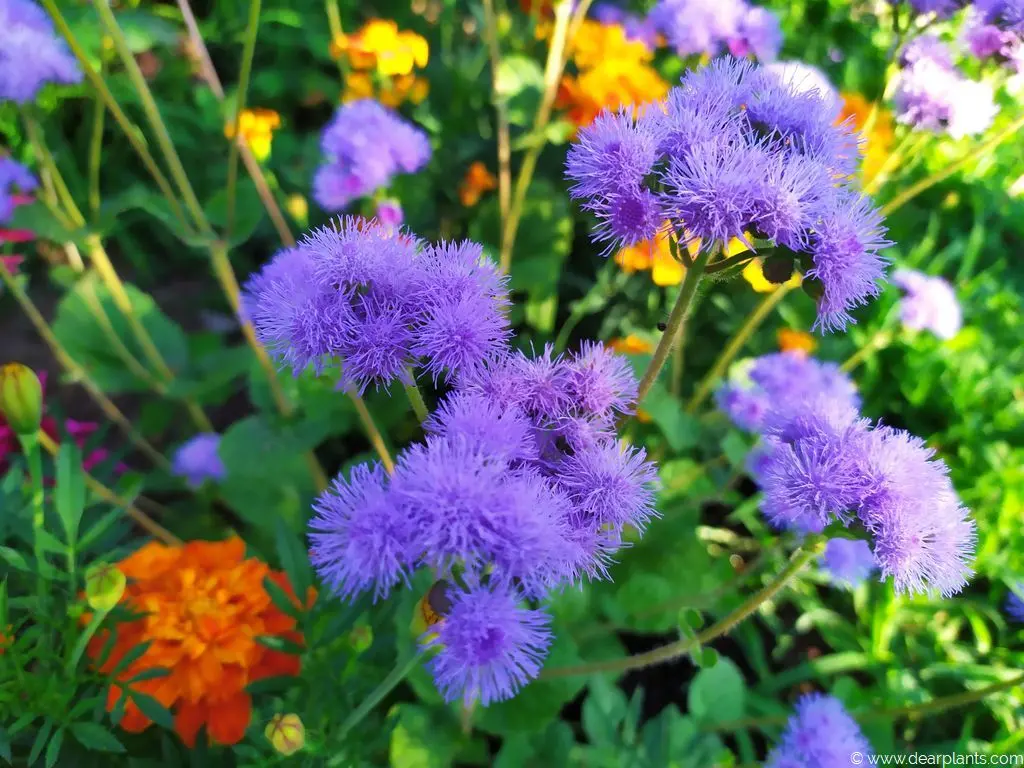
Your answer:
(265, 713), (305, 756)
(0, 363), (43, 437)
(85, 564), (126, 613)
(348, 624), (373, 654)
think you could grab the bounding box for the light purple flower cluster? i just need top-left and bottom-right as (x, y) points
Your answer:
(566, 58), (892, 333)
(1005, 583), (1024, 622)
(0, 157), (36, 223)
(893, 36), (998, 138)
(0, 0), (82, 104)
(892, 0), (965, 18)
(892, 268), (963, 340)
(313, 99), (431, 212)
(171, 433), (226, 488)
(965, 0), (1024, 71)
(591, 3), (659, 48)
(766, 693), (872, 768)
(822, 538), (877, 588)
(310, 342), (657, 705)
(243, 218), (510, 392)
(648, 0), (782, 61)
(719, 352), (976, 596)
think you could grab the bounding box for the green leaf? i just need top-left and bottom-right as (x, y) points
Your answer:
(27, 719), (52, 766)
(126, 667), (171, 684)
(688, 657), (746, 724)
(129, 691), (174, 730)
(0, 547), (30, 572)
(44, 728), (63, 768)
(69, 723), (125, 753)
(494, 55), (544, 126)
(388, 704), (462, 768)
(204, 180), (266, 247)
(55, 441), (86, 544)
(264, 575), (301, 620)
(255, 634), (305, 655)
(642, 384), (701, 452)
(7, 201), (86, 245)
(274, 516), (312, 602)
(51, 279), (190, 394)
(0, 724), (10, 762)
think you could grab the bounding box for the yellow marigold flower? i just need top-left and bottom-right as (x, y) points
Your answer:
(838, 92), (894, 186)
(224, 108), (281, 162)
(377, 74), (430, 107)
(743, 258), (801, 293)
(85, 538), (315, 747)
(609, 334), (654, 355)
(557, 57), (668, 129)
(285, 194), (308, 226)
(332, 20), (429, 77)
(777, 329), (817, 356)
(569, 20), (652, 69)
(266, 713), (305, 756)
(459, 161), (498, 207)
(614, 226), (699, 286)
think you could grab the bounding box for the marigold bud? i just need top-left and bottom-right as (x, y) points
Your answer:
(265, 713), (305, 756)
(84, 564), (126, 613)
(348, 624), (373, 654)
(0, 363), (43, 437)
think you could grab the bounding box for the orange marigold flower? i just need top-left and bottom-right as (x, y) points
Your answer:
(609, 334), (654, 355)
(569, 20), (652, 70)
(224, 108), (281, 162)
(459, 162), (498, 207)
(87, 537), (314, 747)
(777, 328), (817, 356)
(838, 92), (894, 186)
(557, 59), (668, 129)
(331, 20), (429, 77)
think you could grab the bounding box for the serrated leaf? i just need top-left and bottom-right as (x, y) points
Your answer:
(69, 722), (125, 753)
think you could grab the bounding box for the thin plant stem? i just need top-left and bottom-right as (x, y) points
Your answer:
(540, 539), (824, 679)
(686, 283), (796, 413)
(336, 653), (423, 740)
(176, 0), (294, 245)
(481, 0), (512, 222)
(671, 335), (684, 397)
(39, 0), (192, 234)
(350, 396), (395, 474)
(18, 433), (47, 608)
(0, 263), (169, 471)
(208, 242), (329, 491)
(91, 0), (212, 234)
(404, 379), (430, 424)
(499, 0), (591, 273)
(87, 71), (106, 220)
(36, 431), (181, 546)
(636, 247), (713, 403)
(705, 251), (758, 275)
(323, 0), (348, 79)
(863, 130), (925, 195)
(881, 112), (1024, 217)
(841, 329), (894, 373)
(226, 0), (261, 239)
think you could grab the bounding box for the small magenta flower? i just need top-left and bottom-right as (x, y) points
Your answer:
(766, 693), (873, 767)
(424, 584), (552, 706)
(892, 268), (962, 340)
(171, 433), (226, 488)
(821, 538), (877, 589)
(375, 199), (404, 230)
(0, 0), (83, 104)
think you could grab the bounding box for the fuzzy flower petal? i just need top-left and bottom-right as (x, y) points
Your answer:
(822, 538), (877, 588)
(766, 693), (873, 768)
(171, 434), (226, 488)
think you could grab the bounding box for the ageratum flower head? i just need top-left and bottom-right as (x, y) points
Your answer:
(0, 157), (36, 223)
(821, 538), (877, 588)
(648, 0), (781, 61)
(1005, 582), (1024, 623)
(766, 693), (873, 768)
(171, 433), (226, 488)
(0, 0), (82, 104)
(566, 57), (892, 332)
(310, 341), (658, 705)
(313, 99), (430, 212)
(719, 352), (975, 596)
(892, 268), (962, 339)
(244, 218), (511, 392)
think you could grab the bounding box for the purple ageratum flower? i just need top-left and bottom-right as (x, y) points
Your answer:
(746, 352), (861, 432)
(807, 190), (892, 333)
(0, 157), (36, 222)
(975, 0), (1024, 32)
(171, 433), (226, 488)
(821, 538), (877, 588)
(566, 109), (662, 199)
(649, 0), (746, 58)
(566, 341), (638, 422)
(894, 58), (998, 139)
(728, 7), (783, 63)
(902, 0), (963, 17)
(0, 0), (82, 104)
(753, 152), (832, 251)
(413, 240), (512, 382)
(424, 584), (552, 706)
(892, 268), (962, 340)
(588, 186), (665, 255)
(900, 34), (956, 68)
(762, 61), (841, 117)
(314, 100), (430, 212)
(964, 23), (1017, 59)
(766, 693), (873, 768)
(1005, 583), (1024, 622)
(375, 199), (404, 230)
(424, 391), (539, 463)
(855, 426), (976, 596)
(309, 463), (413, 601)
(591, 3), (659, 47)
(716, 384), (770, 431)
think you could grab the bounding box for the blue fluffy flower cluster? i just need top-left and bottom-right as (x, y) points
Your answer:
(649, 0), (782, 61)
(966, 0), (1024, 71)
(313, 99), (431, 213)
(718, 352), (976, 596)
(244, 218), (510, 392)
(252, 218), (658, 706)
(767, 693), (872, 767)
(565, 57), (892, 332)
(0, 157), (37, 223)
(0, 0), (81, 104)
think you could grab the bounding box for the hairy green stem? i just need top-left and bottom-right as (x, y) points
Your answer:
(841, 329), (894, 373)
(686, 283), (795, 413)
(87, 69), (106, 220)
(226, 0), (262, 238)
(404, 379), (430, 424)
(336, 653), (422, 739)
(636, 247), (713, 403)
(18, 434), (47, 609)
(541, 539), (824, 679)
(351, 396), (395, 474)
